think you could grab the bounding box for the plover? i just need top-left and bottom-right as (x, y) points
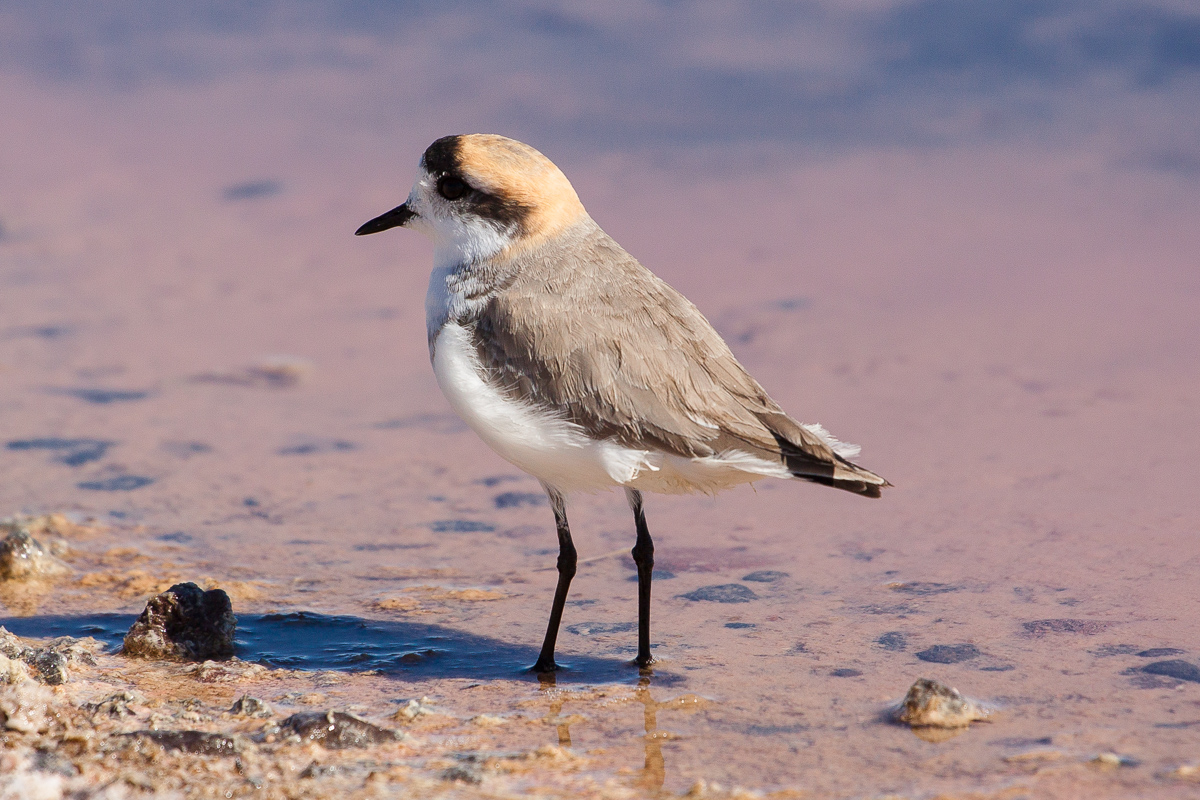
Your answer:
(356, 134), (889, 672)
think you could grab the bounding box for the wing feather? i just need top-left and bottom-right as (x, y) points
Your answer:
(468, 219), (887, 494)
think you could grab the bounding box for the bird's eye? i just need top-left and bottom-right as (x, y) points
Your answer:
(437, 176), (469, 200)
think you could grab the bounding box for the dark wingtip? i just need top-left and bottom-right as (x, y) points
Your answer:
(801, 475), (887, 498)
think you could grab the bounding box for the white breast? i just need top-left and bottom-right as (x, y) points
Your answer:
(430, 323), (655, 494)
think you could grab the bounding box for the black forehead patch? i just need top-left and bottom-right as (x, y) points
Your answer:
(422, 135), (462, 176)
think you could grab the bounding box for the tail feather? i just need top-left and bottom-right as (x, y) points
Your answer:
(764, 423), (891, 499)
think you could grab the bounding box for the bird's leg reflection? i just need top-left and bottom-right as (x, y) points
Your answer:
(636, 676), (665, 791)
(548, 695), (572, 746)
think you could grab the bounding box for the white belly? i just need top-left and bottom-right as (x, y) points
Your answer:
(430, 323), (791, 495)
(431, 323), (651, 493)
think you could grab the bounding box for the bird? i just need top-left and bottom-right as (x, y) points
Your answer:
(355, 134), (889, 673)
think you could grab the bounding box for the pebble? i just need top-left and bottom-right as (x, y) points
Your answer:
(84, 691), (147, 719)
(0, 629), (98, 685)
(229, 695), (273, 718)
(393, 697), (435, 722)
(894, 678), (990, 728)
(1092, 752), (1138, 768)
(123, 582), (237, 661)
(0, 528), (70, 581)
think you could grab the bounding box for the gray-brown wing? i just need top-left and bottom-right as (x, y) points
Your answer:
(471, 221), (885, 494)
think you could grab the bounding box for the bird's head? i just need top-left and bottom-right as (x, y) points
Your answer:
(356, 134), (587, 264)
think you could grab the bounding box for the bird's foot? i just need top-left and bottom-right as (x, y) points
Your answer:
(631, 654), (656, 672)
(530, 658), (560, 675)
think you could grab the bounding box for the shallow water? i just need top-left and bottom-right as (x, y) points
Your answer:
(3, 3), (1200, 797)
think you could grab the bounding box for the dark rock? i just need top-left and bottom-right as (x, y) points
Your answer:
(1142, 660), (1200, 683)
(25, 649), (69, 685)
(122, 730), (239, 756)
(493, 492), (546, 509)
(565, 621), (635, 636)
(230, 695), (273, 717)
(280, 711), (400, 749)
(916, 644), (980, 664)
(426, 520), (495, 533)
(831, 668), (862, 677)
(1022, 619), (1111, 637)
(741, 570), (789, 582)
(877, 631), (908, 651)
(77, 475), (154, 491)
(678, 584), (759, 603)
(123, 582), (236, 661)
(0, 528), (70, 580)
(725, 622), (755, 629)
(1137, 648), (1185, 658)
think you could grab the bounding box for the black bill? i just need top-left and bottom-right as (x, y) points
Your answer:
(355, 203), (415, 236)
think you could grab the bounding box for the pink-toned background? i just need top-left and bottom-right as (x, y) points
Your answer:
(2, 3), (1199, 796)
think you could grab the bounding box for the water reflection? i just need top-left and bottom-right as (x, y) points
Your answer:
(636, 676), (667, 792)
(535, 670), (708, 793)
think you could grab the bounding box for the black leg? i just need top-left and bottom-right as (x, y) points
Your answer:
(533, 486), (576, 673)
(627, 488), (655, 668)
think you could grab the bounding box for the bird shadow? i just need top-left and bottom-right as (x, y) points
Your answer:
(0, 611), (682, 686)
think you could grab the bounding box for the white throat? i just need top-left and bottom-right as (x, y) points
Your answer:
(411, 190), (516, 346)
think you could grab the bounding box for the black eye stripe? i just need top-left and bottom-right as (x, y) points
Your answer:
(437, 175), (469, 200)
